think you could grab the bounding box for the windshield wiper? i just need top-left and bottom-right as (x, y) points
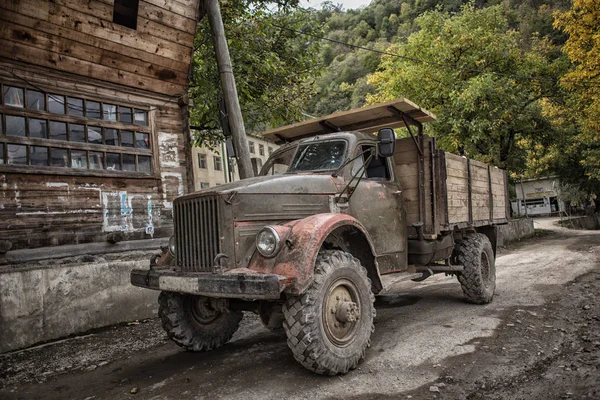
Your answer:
(291, 146), (311, 170)
(331, 148), (374, 177)
(336, 150), (374, 203)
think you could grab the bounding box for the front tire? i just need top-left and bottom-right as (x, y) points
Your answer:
(454, 233), (496, 304)
(282, 250), (376, 375)
(158, 292), (243, 352)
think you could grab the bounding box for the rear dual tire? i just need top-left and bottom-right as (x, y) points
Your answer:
(454, 233), (496, 304)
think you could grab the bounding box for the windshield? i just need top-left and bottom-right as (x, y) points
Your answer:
(288, 140), (347, 172)
(260, 146), (296, 176)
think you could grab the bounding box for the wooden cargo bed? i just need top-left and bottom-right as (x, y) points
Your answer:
(394, 135), (509, 238)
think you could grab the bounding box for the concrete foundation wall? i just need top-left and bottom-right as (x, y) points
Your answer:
(558, 215), (599, 230)
(0, 260), (159, 353)
(497, 218), (535, 246)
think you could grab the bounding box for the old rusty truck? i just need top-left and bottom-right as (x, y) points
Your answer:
(131, 99), (509, 375)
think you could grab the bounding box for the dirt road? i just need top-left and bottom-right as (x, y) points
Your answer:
(1, 218), (599, 399)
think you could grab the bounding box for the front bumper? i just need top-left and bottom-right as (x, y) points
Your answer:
(130, 268), (288, 300)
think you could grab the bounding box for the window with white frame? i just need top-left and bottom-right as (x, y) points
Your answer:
(214, 155), (222, 171)
(198, 153), (207, 169)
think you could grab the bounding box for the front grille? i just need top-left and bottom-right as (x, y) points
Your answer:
(174, 195), (221, 272)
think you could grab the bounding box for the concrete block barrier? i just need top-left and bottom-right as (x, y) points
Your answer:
(0, 259), (159, 353)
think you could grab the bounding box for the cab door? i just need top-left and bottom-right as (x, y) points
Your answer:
(346, 144), (407, 273)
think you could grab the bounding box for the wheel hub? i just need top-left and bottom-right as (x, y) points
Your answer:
(323, 278), (362, 346)
(335, 300), (359, 323)
(190, 297), (222, 325)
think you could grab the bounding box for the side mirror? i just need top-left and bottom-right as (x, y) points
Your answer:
(377, 128), (396, 158)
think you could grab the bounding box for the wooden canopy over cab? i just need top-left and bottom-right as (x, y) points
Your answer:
(262, 98), (436, 144)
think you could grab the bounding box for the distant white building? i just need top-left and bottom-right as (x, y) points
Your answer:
(512, 176), (564, 216)
(191, 135), (278, 191)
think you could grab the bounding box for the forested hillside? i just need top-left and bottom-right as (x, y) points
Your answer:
(191, 0), (599, 204)
(305, 0), (571, 117)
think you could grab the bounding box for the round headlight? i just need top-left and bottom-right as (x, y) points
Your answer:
(256, 227), (280, 257)
(168, 235), (176, 256)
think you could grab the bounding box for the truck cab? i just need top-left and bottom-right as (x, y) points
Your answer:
(131, 99), (508, 375)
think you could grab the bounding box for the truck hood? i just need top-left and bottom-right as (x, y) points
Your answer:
(179, 174), (344, 200)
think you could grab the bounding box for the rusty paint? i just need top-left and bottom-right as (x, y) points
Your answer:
(247, 213), (375, 295)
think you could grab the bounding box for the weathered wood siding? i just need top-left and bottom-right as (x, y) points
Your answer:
(394, 136), (434, 233)
(444, 153), (470, 224)
(0, 0), (200, 251)
(394, 136), (509, 235)
(0, 0), (199, 97)
(0, 62), (191, 249)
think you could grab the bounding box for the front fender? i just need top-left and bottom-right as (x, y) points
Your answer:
(247, 213), (375, 295)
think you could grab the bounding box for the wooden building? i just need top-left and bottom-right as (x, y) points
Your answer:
(0, 0), (201, 252)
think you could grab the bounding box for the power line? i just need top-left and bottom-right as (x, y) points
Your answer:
(271, 23), (600, 89)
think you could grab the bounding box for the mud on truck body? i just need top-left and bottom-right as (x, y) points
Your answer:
(131, 99), (510, 375)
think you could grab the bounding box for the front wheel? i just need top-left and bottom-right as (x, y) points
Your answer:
(158, 292), (243, 352)
(282, 250), (376, 375)
(454, 233), (496, 304)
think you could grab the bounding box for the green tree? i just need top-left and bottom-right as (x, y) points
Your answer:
(367, 3), (566, 173)
(190, 1), (322, 148)
(553, 0), (600, 180)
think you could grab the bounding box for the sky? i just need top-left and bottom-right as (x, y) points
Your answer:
(299, 0), (373, 11)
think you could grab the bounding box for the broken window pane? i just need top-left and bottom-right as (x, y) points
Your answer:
(30, 146), (49, 166)
(6, 115), (26, 136)
(7, 144), (27, 165)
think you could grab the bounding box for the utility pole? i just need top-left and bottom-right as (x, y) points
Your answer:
(520, 176), (528, 217)
(203, 0), (253, 179)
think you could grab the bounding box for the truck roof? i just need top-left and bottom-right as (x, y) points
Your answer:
(262, 98), (436, 144)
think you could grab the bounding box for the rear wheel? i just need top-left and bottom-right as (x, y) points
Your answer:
(158, 292), (242, 351)
(282, 250), (375, 375)
(454, 233), (496, 304)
